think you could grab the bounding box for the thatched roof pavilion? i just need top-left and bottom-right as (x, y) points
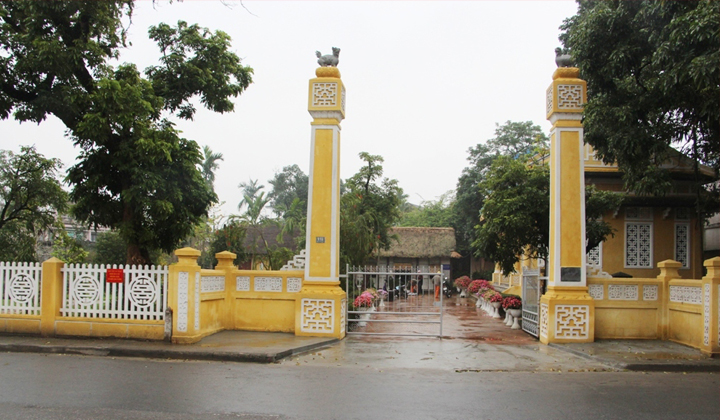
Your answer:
(378, 227), (457, 259)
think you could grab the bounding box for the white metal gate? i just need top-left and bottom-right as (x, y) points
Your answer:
(521, 268), (545, 338)
(345, 265), (443, 337)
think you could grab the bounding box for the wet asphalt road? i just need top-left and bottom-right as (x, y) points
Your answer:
(0, 352), (717, 420)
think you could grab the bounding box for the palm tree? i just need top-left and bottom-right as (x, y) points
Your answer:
(201, 146), (224, 191)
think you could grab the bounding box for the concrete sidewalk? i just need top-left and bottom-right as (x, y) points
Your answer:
(0, 331), (338, 363)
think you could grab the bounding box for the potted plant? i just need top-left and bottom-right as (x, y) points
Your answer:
(502, 296), (523, 329)
(453, 276), (471, 297)
(489, 293), (504, 319)
(353, 291), (375, 327)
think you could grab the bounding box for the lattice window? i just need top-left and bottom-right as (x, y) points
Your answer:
(704, 284), (710, 346)
(608, 284), (639, 300)
(177, 272), (188, 332)
(254, 277), (283, 292)
(340, 299), (347, 336)
(669, 286), (702, 304)
(643, 285), (658, 301)
(557, 84), (584, 109)
(588, 284), (604, 300)
(625, 222), (653, 268)
(201, 276), (225, 293)
(194, 273), (200, 331)
(675, 223), (690, 269)
(236, 276), (250, 291)
(287, 277), (302, 293)
(312, 82), (337, 107)
(540, 304), (549, 338)
(587, 242), (602, 267)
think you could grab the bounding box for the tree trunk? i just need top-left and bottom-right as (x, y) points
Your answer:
(123, 201), (152, 266)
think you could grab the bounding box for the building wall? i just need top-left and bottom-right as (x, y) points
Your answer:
(600, 207), (703, 279)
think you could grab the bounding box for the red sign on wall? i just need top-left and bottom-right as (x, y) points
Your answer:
(106, 268), (124, 283)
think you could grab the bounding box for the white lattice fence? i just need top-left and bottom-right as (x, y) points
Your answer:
(0, 262), (42, 315)
(61, 264), (167, 320)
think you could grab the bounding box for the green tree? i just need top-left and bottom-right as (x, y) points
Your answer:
(474, 156), (623, 275)
(268, 164), (309, 219)
(201, 145), (224, 192)
(52, 229), (89, 264)
(209, 220), (247, 267)
(236, 179), (273, 269)
(454, 121), (549, 252)
(92, 230), (128, 265)
(559, 1), (719, 196)
(0, 2), (253, 265)
(340, 152), (404, 268)
(399, 191), (455, 227)
(0, 219), (37, 262)
(0, 147), (68, 233)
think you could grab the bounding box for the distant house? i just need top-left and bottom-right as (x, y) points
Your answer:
(368, 227), (458, 283)
(239, 224), (301, 270)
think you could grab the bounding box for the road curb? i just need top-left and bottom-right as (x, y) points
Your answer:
(548, 343), (720, 372)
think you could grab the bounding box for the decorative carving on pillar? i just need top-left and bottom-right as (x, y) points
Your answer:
(177, 272), (188, 332)
(301, 299), (335, 333)
(555, 305), (589, 339)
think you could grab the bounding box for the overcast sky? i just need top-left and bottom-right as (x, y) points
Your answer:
(1, 1), (579, 218)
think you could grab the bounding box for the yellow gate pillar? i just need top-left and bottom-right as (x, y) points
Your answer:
(294, 64), (347, 339)
(539, 65), (595, 344)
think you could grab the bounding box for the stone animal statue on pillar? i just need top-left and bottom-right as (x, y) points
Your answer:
(316, 47), (340, 67)
(555, 47), (573, 68)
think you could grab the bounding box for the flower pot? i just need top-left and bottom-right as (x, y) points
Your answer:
(460, 289), (467, 298)
(475, 297), (481, 307)
(509, 308), (522, 329)
(505, 310), (514, 326)
(491, 301), (502, 319)
(357, 307), (373, 327)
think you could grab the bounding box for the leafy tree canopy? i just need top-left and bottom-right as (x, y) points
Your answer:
(399, 191), (455, 228)
(268, 164), (309, 220)
(454, 121), (549, 252)
(0, 1), (253, 264)
(474, 156), (623, 275)
(560, 0), (719, 195)
(0, 146), (68, 233)
(340, 152), (404, 268)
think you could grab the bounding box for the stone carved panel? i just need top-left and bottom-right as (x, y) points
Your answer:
(287, 277), (302, 293)
(588, 284), (604, 300)
(540, 303), (549, 338)
(555, 305), (589, 339)
(236, 276), (250, 291)
(669, 286), (702, 304)
(194, 273), (200, 331)
(704, 284), (710, 346)
(557, 84), (583, 109)
(254, 277), (283, 292)
(312, 82), (337, 107)
(546, 86), (553, 115)
(201, 275), (225, 293)
(626, 223), (652, 268)
(301, 299), (334, 333)
(127, 276), (157, 308)
(341, 85), (346, 114)
(643, 285), (658, 301)
(73, 275), (101, 305)
(177, 272), (188, 332)
(608, 284), (638, 301)
(8, 274), (36, 303)
(340, 299), (347, 336)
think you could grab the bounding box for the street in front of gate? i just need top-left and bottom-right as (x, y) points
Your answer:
(0, 294), (716, 373)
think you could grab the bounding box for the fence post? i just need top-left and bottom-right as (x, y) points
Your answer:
(700, 257), (720, 356)
(167, 247), (202, 344)
(656, 259), (681, 340)
(215, 251), (237, 331)
(40, 257), (64, 337)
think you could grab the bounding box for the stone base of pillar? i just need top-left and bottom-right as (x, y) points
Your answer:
(294, 281), (347, 339)
(539, 287), (595, 344)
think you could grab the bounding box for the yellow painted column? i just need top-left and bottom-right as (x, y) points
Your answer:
(700, 257), (720, 356)
(168, 247), (202, 344)
(656, 259), (681, 339)
(295, 66), (347, 339)
(540, 67), (595, 344)
(40, 257), (64, 336)
(215, 251), (237, 331)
